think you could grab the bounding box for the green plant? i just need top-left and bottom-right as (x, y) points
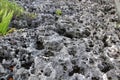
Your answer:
(55, 9), (62, 15)
(0, 0), (24, 16)
(0, 0), (24, 35)
(0, 9), (13, 35)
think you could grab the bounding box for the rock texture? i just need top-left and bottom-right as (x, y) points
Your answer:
(0, 0), (120, 80)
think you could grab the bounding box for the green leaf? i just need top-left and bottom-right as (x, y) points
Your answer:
(0, 0), (24, 35)
(0, 9), (14, 35)
(55, 9), (62, 15)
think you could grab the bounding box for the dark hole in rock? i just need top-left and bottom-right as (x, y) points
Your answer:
(21, 61), (33, 69)
(41, 70), (43, 73)
(91, 77), (100, 80)
(22, 44), (27, 48)
(117, 75), (120, 80)
(0, 56), (10, 63)
(44, 68), (52, 77)
(95, 36), (99, 39)
(99, 55), (107, 61)
(53, 11), (56, 15)
(68, 47), (77, 56)
(89, 58), (94, 64)
(63, 65), (67, 71)
(71, 59), (76, 65)
(0, 78), (5, 80)
(111, 40), (116, 44)
(61, 63), (67, 71)
(30, 68), (35, 74)
(11, 16), (39, 29)
(91, 0), (105, 4)
(104, 5), (113, 12)
(15, 49), (19, 54)
(55, 16), (59, 21)
(18, 73), (29, 80)
(86, 47), (91, 52)
(69, 66), (85, 76)
(78, 20), (83, 23)
(79, 67), (85, 75)
(64, 33), (74, 39)
(98, 62), (114, 73)
(93, 31), (96, 35)
(9, 40), (17, 45)
(3, 46), (7, 49)
(56, 28), (66, 36)
(108, 77), (112, 80)
(82, 29), (91, 37)
(56, 27), (79, 39)
(36, 41), (44, 50)
(0, 56), (4, 63)
(110, 9), (115, 15)
(56, 26), (74, 39)
(102, 35), (108, 47)
(20, 55), (26, 61)
(44, 72), (51, 77)
(29, 7), (37, 12)
(79, 0), (82, 1)
(82, 56), (88, 61)
(88, 41), (94, 47)
(44, 51), (54, 57)
(109, 18), (117, 22)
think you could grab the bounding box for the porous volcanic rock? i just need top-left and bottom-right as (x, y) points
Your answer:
(0, 0), (120, 80)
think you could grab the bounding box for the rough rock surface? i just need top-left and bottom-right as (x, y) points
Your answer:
(0, 0), (120, 80)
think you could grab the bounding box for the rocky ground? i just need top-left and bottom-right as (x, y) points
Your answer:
(0, 0), (120, 80)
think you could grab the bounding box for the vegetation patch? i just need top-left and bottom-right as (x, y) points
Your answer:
(0, 0), (24, 35)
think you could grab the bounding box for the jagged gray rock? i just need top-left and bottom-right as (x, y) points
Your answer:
(0, 0), (120, 80)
